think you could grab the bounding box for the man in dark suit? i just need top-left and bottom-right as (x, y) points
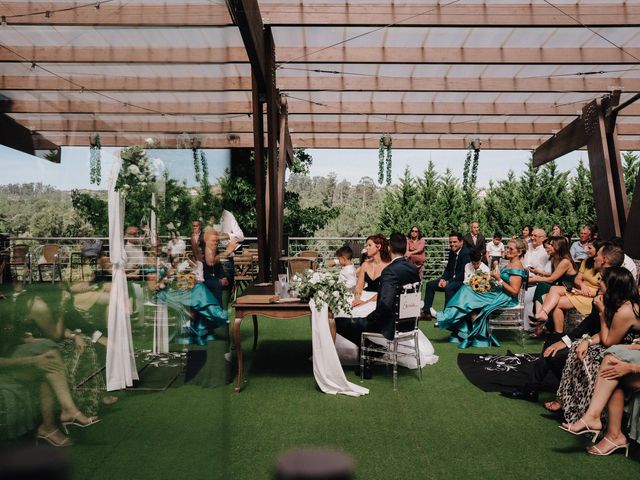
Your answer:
(462, 221), (486, 257)
(421, 231), (470, 321)
(335, 232), (420, 378)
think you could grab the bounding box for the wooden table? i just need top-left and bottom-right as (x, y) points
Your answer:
(232, 285), (310, 393)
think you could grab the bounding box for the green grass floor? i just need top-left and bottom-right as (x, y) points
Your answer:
(1, 283), (639, 479)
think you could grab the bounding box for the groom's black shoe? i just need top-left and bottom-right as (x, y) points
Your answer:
(354, 365), (373, 380)
(500, 387), (538, 402)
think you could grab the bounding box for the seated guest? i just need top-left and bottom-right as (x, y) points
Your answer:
(405, 226), (426, 278)
(551, 223), (564, 237)
(124, 226), (145, 278)
(552, 266), (640, 422)
(521, 224), (534, 247)
(485, 232), (505, 268)
(167, 231), (186, 260)
(611, 237), (638, 282)
(561, 343), (640, 456)
(522, 228), (550, 328)
(463, 221), (486, 257)
(436, 237), (527, 348)
(528, 236), (577, 335)
(352, 234), (391, 313)
(570, 225), (594, 263)
(532, 241), (600, 332)
(464, 249), (490, 285)
(421, 232), (470, 321)
(335, 232), (419, 378)
(502, 244), (624, 404)
(335, 245), (357, 291)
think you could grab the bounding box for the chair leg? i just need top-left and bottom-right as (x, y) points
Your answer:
(415, 334), (422, 381)
(392, 339), (398, 391)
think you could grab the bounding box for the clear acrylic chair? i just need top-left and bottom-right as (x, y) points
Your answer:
(488, 274), (528, 347)
(360, 282), (423, 390)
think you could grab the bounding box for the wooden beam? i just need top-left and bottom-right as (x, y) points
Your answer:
(2, 45), (638, 65)
(6, 96), (640, 117)
(3, 2), (636, 27)
(22, 116), (640, 136)
(2, 73), (637, 94)
(0, 113), (35, 155)
(226, 0), (267, 92)
(532, 117), (588, 167)
(0, 2), (232, 26)
(30, 131), (640, 150)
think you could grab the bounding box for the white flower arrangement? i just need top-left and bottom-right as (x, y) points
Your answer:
(290, 269), (352, 315)
(115, 146), (157, 197)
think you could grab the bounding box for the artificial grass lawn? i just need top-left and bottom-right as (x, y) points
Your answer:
(1, 283), (638, 479)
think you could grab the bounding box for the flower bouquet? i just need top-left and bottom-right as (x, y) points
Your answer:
(469, 271), (499, 293)
(289, 269), (352, 316)
(175, 271), (196, 291)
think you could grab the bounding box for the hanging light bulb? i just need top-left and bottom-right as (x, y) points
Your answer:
(30, 62), (37, 71)
(44, 11), (51, 18)
(1, 16), (7, 27)
(94, 2), (101, 10)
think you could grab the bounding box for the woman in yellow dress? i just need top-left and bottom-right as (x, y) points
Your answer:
(532, 241), (600, 331)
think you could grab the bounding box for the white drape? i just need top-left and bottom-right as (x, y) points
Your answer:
(106, 153), (139, 391)
(310, 300), (369, 397)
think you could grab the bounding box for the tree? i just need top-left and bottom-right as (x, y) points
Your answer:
(377, 167), (420, 234)
(622, 151), (640, 204)
(71, 190), (108, 235)
(433, 169), (466, 235)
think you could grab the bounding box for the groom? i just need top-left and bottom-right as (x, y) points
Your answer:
(335, 232), (420, 377)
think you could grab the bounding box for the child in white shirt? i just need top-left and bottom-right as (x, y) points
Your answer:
(335, 245), (357, 290)
(486, 232), (505, 268)
(464, 249), (490, 285)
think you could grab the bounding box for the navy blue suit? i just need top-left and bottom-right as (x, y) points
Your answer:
(422, 246), (470, 313)
(336, 256), (420, 344)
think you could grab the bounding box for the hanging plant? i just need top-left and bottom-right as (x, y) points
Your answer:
(192, 147), (201, 182)
(378, 135), (393, 185)
(89, 133), (102, 185)
(462, 138), (481, 215)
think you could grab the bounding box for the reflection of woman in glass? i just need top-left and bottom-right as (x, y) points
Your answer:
(155, 228), (228, 345)
(1, 298), (99, 446)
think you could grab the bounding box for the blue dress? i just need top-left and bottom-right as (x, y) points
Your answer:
(156, 280), (228, 346)
(437, 268), (527, 348)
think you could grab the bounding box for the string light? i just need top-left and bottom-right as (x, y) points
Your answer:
(1, 16), (6, 27)
(44, 11), (51, 19)
(95, 2), (101, 10)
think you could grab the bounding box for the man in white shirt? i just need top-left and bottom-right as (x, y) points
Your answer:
(464, 249), (490, 284)
(523, 228), (550, 329)
(569, 225), (594, 263)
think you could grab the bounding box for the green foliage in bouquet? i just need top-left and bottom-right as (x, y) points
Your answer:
(290, 269), (353, 315)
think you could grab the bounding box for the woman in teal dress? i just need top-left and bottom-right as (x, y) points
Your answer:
(155, 233), (229, 345)
(436, 237), (528, 348)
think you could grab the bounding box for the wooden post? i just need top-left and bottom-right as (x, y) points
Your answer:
(252, 73), (269, 282)
(265, 26), (280, 281)
(582, 99), (628, 240)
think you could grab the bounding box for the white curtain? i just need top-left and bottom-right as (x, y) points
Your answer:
(310, 300), (369, 397)
(106, 153), (139, 391)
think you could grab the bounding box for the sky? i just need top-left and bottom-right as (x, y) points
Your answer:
(0, 144), (588, 190)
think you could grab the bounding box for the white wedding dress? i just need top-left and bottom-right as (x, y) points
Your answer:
(310, 300), (369, 397)
(336, 291), (439, 369)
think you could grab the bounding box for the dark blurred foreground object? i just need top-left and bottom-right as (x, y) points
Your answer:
(0, 446), (69, 480)
(274, 448), (354, 480)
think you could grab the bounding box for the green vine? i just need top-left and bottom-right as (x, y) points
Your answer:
(89, 134), (101, 185)
(192, 147), (201, 182)
(378, 135), (393, 185)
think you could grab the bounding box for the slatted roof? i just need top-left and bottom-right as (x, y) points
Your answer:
(0, 0), (639, 151)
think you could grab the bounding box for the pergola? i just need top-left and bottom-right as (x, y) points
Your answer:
(1, 0), (639, 276)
